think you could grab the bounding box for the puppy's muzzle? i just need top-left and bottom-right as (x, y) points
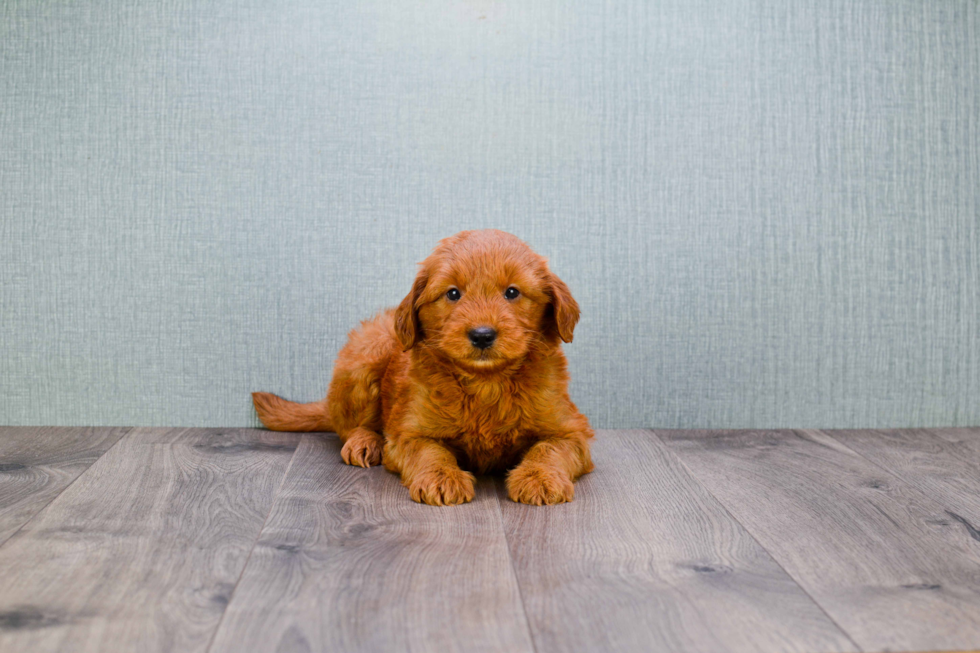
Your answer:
(468, 326), (497, 350)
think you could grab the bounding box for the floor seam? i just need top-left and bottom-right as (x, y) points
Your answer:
(203, 430), (303, 653)
(647, 428), (865, 653)
(0, 426), (135, 550)
(812, 427), (934, 491)
(493, 476), (541, 653)
(814, 427), (980, 565)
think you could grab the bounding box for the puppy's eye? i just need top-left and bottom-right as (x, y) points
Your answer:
(504, 287), (520, 300)
(446, 288), (461, 302)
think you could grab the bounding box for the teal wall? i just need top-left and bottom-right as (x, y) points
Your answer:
(1, 1), (978, 428)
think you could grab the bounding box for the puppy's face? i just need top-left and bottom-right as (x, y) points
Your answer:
(394, 230), (579, 370)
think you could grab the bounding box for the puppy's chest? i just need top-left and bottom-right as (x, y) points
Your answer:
(432, 383), (536, 448)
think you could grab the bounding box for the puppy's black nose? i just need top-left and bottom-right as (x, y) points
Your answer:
(468, 326), (497, 350)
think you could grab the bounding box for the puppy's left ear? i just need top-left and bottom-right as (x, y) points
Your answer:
(394, 268), (428, 350)
(546, 271), (580, 343)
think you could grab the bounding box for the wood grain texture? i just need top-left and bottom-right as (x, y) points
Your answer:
(208, 433), (534, 653)
(824, 428), (980, 530)
(0, 428), (299, 653)
(0, 426), (130, 546)
(659, 428), (980, 653)
(499, 430), (855, 653)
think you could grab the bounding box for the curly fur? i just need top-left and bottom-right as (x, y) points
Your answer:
(252, 229), (594, 506)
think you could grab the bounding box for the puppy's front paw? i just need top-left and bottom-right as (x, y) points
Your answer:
(341, 429), (384, 468)
(408, 467), (476, 506)
(507, 463), (574, 505)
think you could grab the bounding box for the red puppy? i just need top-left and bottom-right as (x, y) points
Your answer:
(252, 230), (594, 506)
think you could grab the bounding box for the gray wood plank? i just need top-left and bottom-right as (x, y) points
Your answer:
(208, 433), (534, 653)
(824, 428), (980, 532)
(499, 430), (855, 653)
(0, 426), (131, 546)
(659, 428), (980, 653)
(0, 427), (299, 653)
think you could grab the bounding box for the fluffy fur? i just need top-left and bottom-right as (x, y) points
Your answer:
(252, 230), (594, 506)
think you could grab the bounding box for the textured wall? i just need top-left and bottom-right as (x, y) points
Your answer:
(1, 1), (978, 429)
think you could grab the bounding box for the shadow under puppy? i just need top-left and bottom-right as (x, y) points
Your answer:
(253, 229), (594, 506)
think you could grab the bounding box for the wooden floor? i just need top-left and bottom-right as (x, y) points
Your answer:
(0, 427), (978, 653)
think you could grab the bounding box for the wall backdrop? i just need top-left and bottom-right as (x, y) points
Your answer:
(2, 1), (978, 429)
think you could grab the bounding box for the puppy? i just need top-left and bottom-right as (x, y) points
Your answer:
(252, 229), (594, 506)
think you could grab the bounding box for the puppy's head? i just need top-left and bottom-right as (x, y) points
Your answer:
(394, 230), (579, 370)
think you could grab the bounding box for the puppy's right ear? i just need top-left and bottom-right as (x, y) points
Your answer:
(394, 268), (428, 350)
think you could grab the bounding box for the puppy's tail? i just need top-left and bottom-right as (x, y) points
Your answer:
(251, 392), (334, 432)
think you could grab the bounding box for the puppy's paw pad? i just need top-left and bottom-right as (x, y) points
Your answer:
(507, 465), (574, 505)
(341, 436), (383, 468)
(409, 468), (476, 506)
